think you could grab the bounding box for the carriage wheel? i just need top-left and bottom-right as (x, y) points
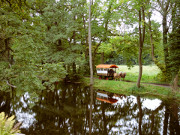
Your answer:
(106, 77), (109, 80)
(99, 76), (102, 79)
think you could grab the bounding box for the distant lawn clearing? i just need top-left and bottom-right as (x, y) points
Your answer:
(117, 65), (161, 83)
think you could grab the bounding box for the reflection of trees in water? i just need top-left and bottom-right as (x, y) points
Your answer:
(0, 89), (37, 129)
(92, 95), (141, 134)
(0, 83), (179, 135)
(24, 83), (92, 134)
(0, 92), (11, 115)
(163, 101), (180, 135)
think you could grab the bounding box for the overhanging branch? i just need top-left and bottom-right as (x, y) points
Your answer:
(6, 80), (17, 88)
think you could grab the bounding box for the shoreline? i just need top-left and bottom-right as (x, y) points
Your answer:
(83, 77), (180, 103)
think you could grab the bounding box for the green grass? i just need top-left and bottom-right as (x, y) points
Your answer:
(116, 65), (162, 83)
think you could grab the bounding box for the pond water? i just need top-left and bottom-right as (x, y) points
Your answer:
(0, 82), (179, 135)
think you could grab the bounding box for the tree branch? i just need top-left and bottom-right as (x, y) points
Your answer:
(165, 0), (170, 11)
(6, 80), (17, 88)
(157, 0), (164, 11)
(151, 6), (163, 15)
(142, 6), (145, 44)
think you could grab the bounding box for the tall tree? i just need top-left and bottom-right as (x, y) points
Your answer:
(0, 0), (67, 92)
(137, 1), (146, 88)
(148, 11), (165, 72)
(149, 0), (179, 90)
(157, 0), (171, 74)
(169, 0), (180, 91)
(89, 0), (93, 85)
(150, 0), (173, 80)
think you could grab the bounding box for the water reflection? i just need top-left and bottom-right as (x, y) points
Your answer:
(0, 82), (179, 135)
(89, 85), (93, 135)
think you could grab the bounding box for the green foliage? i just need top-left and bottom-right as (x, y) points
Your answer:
(40, 0), (87, 80)
(0, 30), (67, 92)
(156, 71), (168, 82)
(100, 35), (138, 67)
(0, 112), (21, 135)
(98, 42), (113, 55)
(168, 0), (180, 78)
(0, 0), (67, 92)
(41, 63), (67, 88)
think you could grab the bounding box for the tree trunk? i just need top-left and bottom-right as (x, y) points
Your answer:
(157, 0), (171, 80)
(88, 0), (93, 85)
(137, 7), (145, 88)
(83, 15), (89, 61)
(162, 14), (169, 69)
(171, 74), (179, 91)
(4, 38), (13, 66)
(72, 62), (76, 74)
(101, 52), (104, 64)
(89, 1), (93, 134)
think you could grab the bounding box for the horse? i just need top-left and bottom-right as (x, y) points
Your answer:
(120, 72), (126, 81)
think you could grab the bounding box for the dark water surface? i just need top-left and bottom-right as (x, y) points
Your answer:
(0, 82), (179, 135)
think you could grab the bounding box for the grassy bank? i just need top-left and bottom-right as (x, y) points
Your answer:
(84, 78), (180, 102)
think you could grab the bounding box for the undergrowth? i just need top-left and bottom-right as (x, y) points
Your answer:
(0, 112), (21, 135)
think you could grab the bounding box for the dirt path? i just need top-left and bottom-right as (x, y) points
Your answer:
(124, 80), (171, 88)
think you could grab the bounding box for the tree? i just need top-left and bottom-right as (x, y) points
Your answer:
(0, 0), (66, 92)
(148, 10), (165, 72)
(169, 0), (180, 91)
(137, 1), (146, 88)
(148, 0), (179, 90)
(150, 0), (176, 81)
(156, 0), (172, 76)
(41, 0), (89, 80)
(88, 0), (93, 85)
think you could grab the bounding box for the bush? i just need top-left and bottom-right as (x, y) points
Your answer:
(0, 112), (21, 135)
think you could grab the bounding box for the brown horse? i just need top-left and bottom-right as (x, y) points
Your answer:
(120, 72), (126, 81)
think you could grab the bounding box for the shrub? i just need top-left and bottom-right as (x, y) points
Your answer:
(0, 112), (21, 135)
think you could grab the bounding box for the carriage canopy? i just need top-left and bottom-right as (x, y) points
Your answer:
(96, 64), (119, 69)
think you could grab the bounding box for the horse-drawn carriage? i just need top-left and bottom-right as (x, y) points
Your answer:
(96, 64), (119, 80)
(96, 64), (126, 80)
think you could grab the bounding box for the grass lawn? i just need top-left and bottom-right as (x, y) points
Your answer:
(116, 65), (162, 83)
